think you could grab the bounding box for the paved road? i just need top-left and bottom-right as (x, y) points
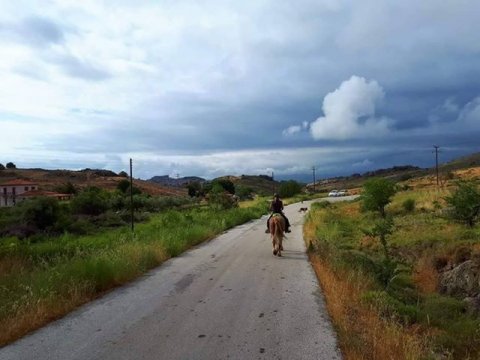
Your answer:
(1, 197), (355, 360)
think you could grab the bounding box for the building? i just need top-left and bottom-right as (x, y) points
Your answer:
(0, 179), (72, 207)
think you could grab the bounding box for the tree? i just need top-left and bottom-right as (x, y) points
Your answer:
(21, 197), (60, 230)
(71, 187), (110, 215)
(117, 179), (131, 194)
(445, 181), (480, 227)
(55, 182), (77, 194)
(186, 181), (201, 197)
(6, 162), (16, 169)
(0, 163), (5, 170)
(235, 185), (253, 200)
(278, 180), (302, 198)
(118, 171), (128, 178)
(212, 179), (235, 194)
(361, 178), (397, 218)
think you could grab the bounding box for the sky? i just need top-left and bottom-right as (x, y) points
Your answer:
(1, 0), (479, 181)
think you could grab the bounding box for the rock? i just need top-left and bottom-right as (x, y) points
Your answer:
(439, 260), (480, 297)
(463, 295), (480, 316)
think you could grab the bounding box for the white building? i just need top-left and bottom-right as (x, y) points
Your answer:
(1, 179), (39, 207)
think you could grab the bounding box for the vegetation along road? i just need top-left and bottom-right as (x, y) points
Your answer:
(0, 197), (356, 360)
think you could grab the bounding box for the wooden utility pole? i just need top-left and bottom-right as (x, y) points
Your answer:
(433, 145), (440, 186)
(312, 166), (316, 193)
(130, 158), (134, 232)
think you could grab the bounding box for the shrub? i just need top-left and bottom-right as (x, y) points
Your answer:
(0, 163), (5, 170)
(118, 171), (128, 177)
(235, 185), (254, 200)
(20, 197), (61, 230)
(71, 187), (110, 215)
(117, 179), (131, 193)
(212, 179), (235, 194)
(312, 201), (331, 209)
(278, 180), (302, 198)
(445, 181), (480, 227)
(208, 187), (237, 210)
(186, 181), (202, 197)
(55, 182), (77, 194)
(361, 178), (397, 217)
(402, 198), (416, 212)
(6, 162), (16, 169)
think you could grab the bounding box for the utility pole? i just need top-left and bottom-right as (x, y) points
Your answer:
(433, 145), (440, 186)
(130, 158), (134, 232)
(312, 166), (316, 193)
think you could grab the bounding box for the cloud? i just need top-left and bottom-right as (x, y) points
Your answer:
(52, 54), (111, 81)
(310, 75), (392, 140)
(0, 16), (65, 47)
(352, 159), (373, 168)
(282, 125), (302, 136)
(457, 97), (480, 127)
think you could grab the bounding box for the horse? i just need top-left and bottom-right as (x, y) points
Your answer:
(269, 214), (285, 257)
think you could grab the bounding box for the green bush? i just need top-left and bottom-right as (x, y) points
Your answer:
(116, 179), (131, 194)
(20, 197), (61, 230)
(361, 178), (397, 217)
(278, 180), (302, 198)
(402, 198), (415, 212)
(71, 187), (110, 215)
(445, 181), (480, 227)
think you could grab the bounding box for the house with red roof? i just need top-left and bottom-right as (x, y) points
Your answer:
(0, 179), (72, 207)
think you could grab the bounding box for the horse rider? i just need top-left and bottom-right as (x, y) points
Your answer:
(265, 193), (291, 233)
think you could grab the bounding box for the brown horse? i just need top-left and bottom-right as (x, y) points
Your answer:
(269, 214), (285, 256)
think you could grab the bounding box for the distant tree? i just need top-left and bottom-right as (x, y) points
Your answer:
(0, 163), (5, 170)
(186, 181), (201, 197)
(117, 179), (131, 193)
(208, 184), (237, 210)
(6, 162), (16, 169)
(445, 181), (480, 227)
(21, 197), (60, 230)
(212, 179), (235, 194)
(278, 180), (302, 198)
(235, 185), (254, 200)
(71, 187), (110, 215)
(361, 178), (397, 218)
(55, 182), (78, 195)
(118, 171), (128, 178)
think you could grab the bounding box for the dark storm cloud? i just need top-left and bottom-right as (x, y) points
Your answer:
(3, 1), (480, 179)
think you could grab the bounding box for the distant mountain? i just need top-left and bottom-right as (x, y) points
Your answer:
(148, 175), (206, 187)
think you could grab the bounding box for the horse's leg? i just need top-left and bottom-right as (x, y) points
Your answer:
(278, 235), (283, 256)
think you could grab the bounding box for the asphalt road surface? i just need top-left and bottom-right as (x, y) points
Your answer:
(1, 196), (356, 360)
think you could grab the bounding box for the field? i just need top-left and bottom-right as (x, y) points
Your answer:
(305, 177), (480, 359)
(0, 201), (268, 346)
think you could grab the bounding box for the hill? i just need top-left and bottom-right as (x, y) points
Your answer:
(149, 175), (206, 187)
(214, 174), (279, 196)
(0, 168), (187, 197)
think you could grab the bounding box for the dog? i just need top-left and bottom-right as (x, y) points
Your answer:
(298, 207), (308, 213)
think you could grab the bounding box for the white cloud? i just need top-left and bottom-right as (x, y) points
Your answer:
(457, 97), (480, 127)
(352, 159), (373, 168)
(282, 125), (302, 136)
(310, 75), (392, 140)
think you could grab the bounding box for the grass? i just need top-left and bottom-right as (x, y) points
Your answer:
(0, 202), (267, 346)
(305, 189), (480, 359)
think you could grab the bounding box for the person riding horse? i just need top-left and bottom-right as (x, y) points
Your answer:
(265, 193), (291, 233)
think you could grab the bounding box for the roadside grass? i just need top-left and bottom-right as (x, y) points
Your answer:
(305, 190), (480, 359)
(0, 202), (267, 346)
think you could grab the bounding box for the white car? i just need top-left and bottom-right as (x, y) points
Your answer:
(328, 190), (338, 197)
(337, 190), (347, 196)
